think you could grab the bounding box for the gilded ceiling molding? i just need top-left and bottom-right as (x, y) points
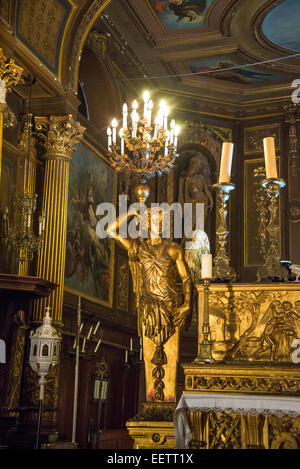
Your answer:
(69, 0), (113, 92)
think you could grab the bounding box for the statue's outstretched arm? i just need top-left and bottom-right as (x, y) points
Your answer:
(106, 210), (137, 251)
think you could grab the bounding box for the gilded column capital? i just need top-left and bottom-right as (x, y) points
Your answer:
(34, 115), (85, 161)
(0, 48), (23, 99)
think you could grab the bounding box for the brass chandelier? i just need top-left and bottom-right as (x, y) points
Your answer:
(107, 91), (180, 180)
(5, 187), (46, 263)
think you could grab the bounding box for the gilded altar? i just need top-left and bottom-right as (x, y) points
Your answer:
(176, 282), (300, 450)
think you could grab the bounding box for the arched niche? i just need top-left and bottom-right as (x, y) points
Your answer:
(172, 122), (223, 250)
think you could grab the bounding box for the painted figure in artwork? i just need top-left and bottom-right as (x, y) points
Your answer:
(168, 0), (207, 23)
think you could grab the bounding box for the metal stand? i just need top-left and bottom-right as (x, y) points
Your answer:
(256, 178), (288, 282)
(212, 182), (237, 282)
(196, 279), (214, 363)
(35, 374), (45, 449)
(72, 297), (81, 443)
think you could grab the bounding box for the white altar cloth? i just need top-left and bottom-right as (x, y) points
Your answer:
(174, 393), (300, 449)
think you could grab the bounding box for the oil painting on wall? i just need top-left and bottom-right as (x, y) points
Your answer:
(64, 142), (115, 306)
(149, 0), (215, 30)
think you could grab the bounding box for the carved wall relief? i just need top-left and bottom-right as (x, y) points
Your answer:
(198, 284), (300, 363)
(244, 125), (280, 155)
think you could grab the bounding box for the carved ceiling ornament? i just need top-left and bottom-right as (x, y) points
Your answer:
(86, 30), (107, 59)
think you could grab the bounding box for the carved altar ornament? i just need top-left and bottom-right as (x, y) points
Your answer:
(34, 115), (85, 160)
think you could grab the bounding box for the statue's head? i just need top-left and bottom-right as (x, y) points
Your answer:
(282, 301), (293, 313)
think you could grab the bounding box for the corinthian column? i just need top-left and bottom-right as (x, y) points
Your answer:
(33, 115), (85, 323)
(0, 48), (23, 184)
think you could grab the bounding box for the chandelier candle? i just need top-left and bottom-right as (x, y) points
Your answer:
(123, 103), (128, 129)
(107, 127), (112, 150)
(219, 142), (234, 183)
(263, 137), (278, 179)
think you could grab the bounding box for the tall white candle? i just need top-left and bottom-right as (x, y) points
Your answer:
(130, 338), (133, 351)
(147, 100), (153, 126)
(143, 91), (150, 119)
(163, 106), (169, 130)
(219, 142), (234, 184)
(174, 125), (180, 150)
(111, 118), (117, 144)
(263, 137), (278, 179)
(125, 349), (128, 363)
(107, 127), (112, 150)
(170, 120), (175, 144)
(165, 131), (169, 156)
(123, 103), (128, 129)
(201, 253), (212, 279)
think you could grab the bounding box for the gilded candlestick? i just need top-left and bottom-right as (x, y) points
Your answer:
(257, 178), (288, 282)
(196, 278), (214, 363)
(212, 182), (237, 282)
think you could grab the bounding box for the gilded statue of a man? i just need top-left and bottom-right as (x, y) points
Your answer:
(107, 207), (191, 401)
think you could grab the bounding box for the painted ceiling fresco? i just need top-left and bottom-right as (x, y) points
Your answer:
(149, 0), (215, 30)
(262, 0), (300, 52)
(188, 58), (286, 84)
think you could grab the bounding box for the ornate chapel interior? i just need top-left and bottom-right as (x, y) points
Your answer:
(1, 0), (300, 451)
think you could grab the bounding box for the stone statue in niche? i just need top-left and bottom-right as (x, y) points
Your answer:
(178, 150), (213, 231)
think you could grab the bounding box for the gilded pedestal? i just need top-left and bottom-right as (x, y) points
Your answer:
(127, 403), (176, 449)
